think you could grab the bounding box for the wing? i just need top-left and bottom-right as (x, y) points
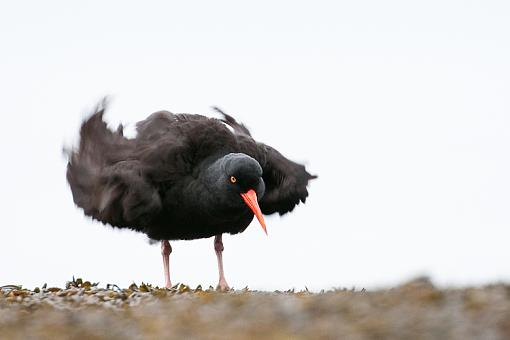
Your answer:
(66, 103), (162, 230)
(216, 108), (317, 215)
(257, 144), (317, 215)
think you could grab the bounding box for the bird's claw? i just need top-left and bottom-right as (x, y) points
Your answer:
(216, 281), (230, 291)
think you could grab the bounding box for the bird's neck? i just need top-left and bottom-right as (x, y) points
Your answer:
(199, 156), (227, 201)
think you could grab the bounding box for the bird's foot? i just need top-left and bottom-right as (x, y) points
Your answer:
(216, 279), (230, 291)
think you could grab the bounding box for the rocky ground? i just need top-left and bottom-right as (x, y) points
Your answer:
(1, 277), (509, 339)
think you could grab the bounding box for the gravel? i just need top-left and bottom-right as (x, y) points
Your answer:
(1, 277), (509, 339)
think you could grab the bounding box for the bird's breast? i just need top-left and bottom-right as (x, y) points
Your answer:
(147, 205), (254, 241)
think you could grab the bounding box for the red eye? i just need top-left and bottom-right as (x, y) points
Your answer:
(230, 176), (237, 183)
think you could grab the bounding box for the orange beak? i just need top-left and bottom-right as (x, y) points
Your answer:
(240, 189), (267, 235)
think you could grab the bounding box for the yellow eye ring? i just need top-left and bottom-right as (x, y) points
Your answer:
(230, 176), (237, 183)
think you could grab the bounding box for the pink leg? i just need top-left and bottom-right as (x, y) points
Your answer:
(214, 234), (230, 290)
(161, 240), (172, 289)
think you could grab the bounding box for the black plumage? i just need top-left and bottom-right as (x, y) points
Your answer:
(66, 101), (316, 288)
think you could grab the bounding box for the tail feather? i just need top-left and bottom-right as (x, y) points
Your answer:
(65, 103), (160, 230)
(212, 106), (252, 137)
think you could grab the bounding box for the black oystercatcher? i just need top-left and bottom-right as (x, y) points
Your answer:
(66, 102), (316, 289)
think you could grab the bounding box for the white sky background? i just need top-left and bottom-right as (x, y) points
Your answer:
(1, 1), (509, 291)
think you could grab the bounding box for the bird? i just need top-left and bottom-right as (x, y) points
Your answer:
(66, 100), (316, 290)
